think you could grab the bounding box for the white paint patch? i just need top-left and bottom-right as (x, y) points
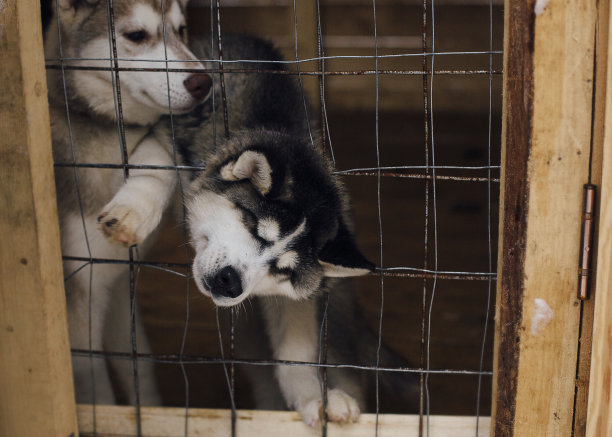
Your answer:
(534, 0), (551, 15)
(531, 298), (554, 335)
(277, 250), (299, 269)
(258, 218), (280, 242)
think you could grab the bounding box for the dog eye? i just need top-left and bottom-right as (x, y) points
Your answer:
(124, 30), (148, 43)
(178, 25), (188, 42)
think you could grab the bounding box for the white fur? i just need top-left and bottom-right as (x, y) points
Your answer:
(98, 135), (176, 245)
(261, 299), (360, 427)
(44, 0), (200, 406)
(188, 191), (308, 305)
(319, 260), (372, 278)
(167, 1), (184, 30)
(220, 151), (273, 194)
(257, 218), (280, 242)
(276, 250), (298, 269)
(188, 190), (362, 425)
(54, 2), (206, 125)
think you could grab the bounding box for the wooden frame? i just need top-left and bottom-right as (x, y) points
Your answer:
(77, 406), (489, 437)
(0, 0), (78, 435)
(585, 1), (612, 435)
(492, 0), (609, 436)
(3, 0), (612, 435)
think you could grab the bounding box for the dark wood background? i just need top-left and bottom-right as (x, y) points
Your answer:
(129, 0), (504, 417)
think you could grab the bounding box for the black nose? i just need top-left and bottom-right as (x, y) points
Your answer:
(183, 73), (212, 100)
(209, 266), (242, 299)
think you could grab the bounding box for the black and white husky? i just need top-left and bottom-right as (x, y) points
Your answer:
(44, 0), (211, 404)
(155, 35), (393, 427)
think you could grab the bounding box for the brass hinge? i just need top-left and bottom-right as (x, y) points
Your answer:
(578, 184), (597, 300)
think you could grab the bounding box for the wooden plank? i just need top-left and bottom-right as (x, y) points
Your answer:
(492, 0), (597, 436)
(77, 405), (489, 437)
(190, 0), (504, 6)
(0, 0), (78, 436)
(573, 0), (609, 435)
(585, 2), (612, 435)
(513, 0), (597, 434)
(490, 0), (536, 434)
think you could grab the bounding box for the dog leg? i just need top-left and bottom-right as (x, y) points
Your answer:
(64, 255), (118, 405)
(98, 134), (176, 246)
(233, 301), (286, 410)
(104, 274), (162, 406)
(260, 298), (360, 427)
(63, 212), (162, 405)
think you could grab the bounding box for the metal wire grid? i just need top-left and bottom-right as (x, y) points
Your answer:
(48, 0), (500, 436)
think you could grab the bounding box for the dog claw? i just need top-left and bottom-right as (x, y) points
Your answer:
(98, 204), (144, 246)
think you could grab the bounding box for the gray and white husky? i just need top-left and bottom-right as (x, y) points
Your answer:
(155, 35), (418, 427)
(44, 0), (211, 404)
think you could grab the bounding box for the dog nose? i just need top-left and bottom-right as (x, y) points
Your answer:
(183, 73), (212, 100)
(209, 266), (243, 298)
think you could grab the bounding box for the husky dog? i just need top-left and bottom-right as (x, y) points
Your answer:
(44, 0), (211, 404)
(154, 34), (411, 426)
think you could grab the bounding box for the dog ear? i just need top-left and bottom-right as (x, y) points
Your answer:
(318, 219), (375, 277)
(219, 151), (273, 195)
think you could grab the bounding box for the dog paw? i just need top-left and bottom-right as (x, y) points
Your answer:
(327, 389), (360, 423)
(298, 389), (360, 427)
(98, 203), (150, 246)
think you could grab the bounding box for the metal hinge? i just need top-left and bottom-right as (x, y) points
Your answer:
(578, 184), (597, 300)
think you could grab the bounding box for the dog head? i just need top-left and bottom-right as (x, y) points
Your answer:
(186, 130), (375, 307)
(45, 0), (211, 125)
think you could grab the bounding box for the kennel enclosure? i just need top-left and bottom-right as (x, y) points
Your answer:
(1, 0), (612, 436)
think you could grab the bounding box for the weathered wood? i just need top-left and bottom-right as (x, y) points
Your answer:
(493, 0), (598, 436)
(513, 0), (597, 432)
(0, 0), (78, 436)
(572, 0), (610, 435)
(585, 3), (612, 435)
(77, 405), (489, 437)
(490, 0), (535, 435)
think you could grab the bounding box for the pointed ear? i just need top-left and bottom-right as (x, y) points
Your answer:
(220, 150), (273, 195)
(318, 219), (375, 278)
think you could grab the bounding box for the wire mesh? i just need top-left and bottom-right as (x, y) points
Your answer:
(45, 0), (502, 436)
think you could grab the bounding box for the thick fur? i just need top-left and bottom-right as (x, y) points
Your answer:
(44, 0), (211, 405)
(156, 34), (418, 426)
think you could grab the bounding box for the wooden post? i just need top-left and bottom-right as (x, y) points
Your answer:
(572, 0), (610, 434)
(492, 0), (598, 435)
(585, 2), (612, 434)
(0, 0), (79, 436)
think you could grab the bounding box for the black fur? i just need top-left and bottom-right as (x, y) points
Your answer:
(159, 33), (417, 414)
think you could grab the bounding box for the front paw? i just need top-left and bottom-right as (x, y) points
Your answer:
(98, 203), (149, 246)
(298, 388), (360, 428)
